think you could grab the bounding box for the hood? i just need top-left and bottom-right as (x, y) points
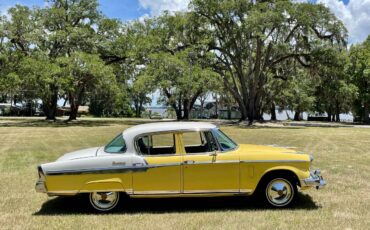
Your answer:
(237, 144), (310, 161)
(238, 144), (298, 154)
(56, 147), (101, 161)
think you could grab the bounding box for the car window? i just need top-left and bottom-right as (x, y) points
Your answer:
(104, 134), (126, 153)
(183, 131), (218, 153)
(213, 129), (237, 151)
(137, 133), (175, 155)
(182, 131), (204, 146)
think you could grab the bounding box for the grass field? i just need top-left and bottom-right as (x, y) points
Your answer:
(0, 118), (369, 230)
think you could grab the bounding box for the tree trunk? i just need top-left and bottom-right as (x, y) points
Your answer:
(44, 85), (58, 121)
(138, 101), (143, 118)
(134, 100), (140, 118)
(68, 87), (85, 121)
(364, 104), (370, 123)
(246, 98), (262, 124)
(175, 108), (182, 120)
(335, 100), (340, 122)
(214, 93), (218, 118)
(327, 111), (332, 122)
(270, 103), (276, 121)
(227, 104), (231, 120)
(68, 93), (78, 121)
(294, 111), (301, 121)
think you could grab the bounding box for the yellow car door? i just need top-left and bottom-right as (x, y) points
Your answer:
(181, 131), (240, 193)
(132, 132), (183, 194)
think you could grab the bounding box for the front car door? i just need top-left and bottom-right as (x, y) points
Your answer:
(182, 129), (240, 194)
(132, 132), (183, 195)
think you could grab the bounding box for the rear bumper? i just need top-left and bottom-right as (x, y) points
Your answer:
(35, 180), (47, 193)
(301, 170), (326, 189)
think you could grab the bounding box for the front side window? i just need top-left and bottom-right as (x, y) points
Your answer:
(183, 131), (218, 153)
(104, 134), (126, 153)
(137, 133), (176, 155)
(212, 129), (237, 151)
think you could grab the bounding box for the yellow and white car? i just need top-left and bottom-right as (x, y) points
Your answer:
(36, 122), (325, 212)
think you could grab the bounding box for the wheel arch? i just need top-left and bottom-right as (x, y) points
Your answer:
(256, 167), (302, 191)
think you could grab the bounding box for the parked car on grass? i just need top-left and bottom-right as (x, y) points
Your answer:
(36, 122), (325, 212)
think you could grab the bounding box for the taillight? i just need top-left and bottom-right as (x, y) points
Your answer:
(38, 166), (45, 180)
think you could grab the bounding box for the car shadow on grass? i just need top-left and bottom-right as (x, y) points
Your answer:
(33, 193), (320, 215)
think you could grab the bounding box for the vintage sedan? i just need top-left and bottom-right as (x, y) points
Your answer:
(36, 122), (326, 212)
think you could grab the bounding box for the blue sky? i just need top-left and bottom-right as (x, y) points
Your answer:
(0, 0), (151, 20)
(2, 0), (367, 44)
(0, 0), (351, 21)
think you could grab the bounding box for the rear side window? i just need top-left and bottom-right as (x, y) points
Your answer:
(137, 133), (175, 155)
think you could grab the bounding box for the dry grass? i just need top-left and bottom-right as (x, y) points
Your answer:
(0, 118), (369, 230)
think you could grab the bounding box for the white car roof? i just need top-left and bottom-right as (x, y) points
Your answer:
(120, 122), (217, 154)
(122, 121), (217, 137)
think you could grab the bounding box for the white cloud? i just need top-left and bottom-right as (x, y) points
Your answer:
(138, 0), (190, 16)
(0, 4), (10, 18)
(317, 0), (370, 44)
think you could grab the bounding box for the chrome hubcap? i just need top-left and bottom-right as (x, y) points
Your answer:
(266, 178), (293, 206)
(90, 192), (119, 211)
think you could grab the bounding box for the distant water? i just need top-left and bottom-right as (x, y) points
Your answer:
(146, 107), (354, 122)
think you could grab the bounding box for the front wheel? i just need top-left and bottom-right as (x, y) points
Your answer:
(263, 177), (296, 208)
(89, 191), (120, 212)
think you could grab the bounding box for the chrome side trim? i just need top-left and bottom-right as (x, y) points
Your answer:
(133, 190), (179, 195)
(183, 189), (240, 194)
(46, 166), (146, 175)
(183, 160), (239, 165)
(45, 160), (241, 176)
(130, 193), (246, 198)
(240, 189), (253, 193)
(47, 190), (79, 196)
(241, 160), (308, 163)
(45, 163), (182, 176)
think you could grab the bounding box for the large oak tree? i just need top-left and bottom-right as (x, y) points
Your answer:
(191, 0), (347, 123)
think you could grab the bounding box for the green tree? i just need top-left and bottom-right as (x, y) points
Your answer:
(313, 48), (357, 122)
(191, 0), (347, 124)
(349, 36), (370, 123)
(143, 13), (220, 120)
(275, 69), (316, 121)
(57, 52), (117, 120)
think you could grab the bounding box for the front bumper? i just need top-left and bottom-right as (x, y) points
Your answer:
(35, 179), (47, 193)
(301, 169), (326, 189)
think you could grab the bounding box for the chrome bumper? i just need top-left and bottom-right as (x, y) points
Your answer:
(35, 180), (47, 193)
(301, 170), (326, 189)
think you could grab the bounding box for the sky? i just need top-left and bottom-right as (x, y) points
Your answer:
(0, 0), (368, 44)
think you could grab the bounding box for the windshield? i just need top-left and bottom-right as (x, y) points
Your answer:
(213, 129), (237, 151)
(104, 134), (126, 153)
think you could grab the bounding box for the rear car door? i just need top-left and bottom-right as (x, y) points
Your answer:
(132, 132), (183, 195)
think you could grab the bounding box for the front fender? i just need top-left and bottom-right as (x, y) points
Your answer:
(263, 165), (311, 183)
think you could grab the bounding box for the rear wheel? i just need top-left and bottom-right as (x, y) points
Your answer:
(258, 175), (297, 208)
(89, 191), (120, 212)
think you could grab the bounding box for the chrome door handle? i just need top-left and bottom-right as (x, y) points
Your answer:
(183, 160), (195, 164)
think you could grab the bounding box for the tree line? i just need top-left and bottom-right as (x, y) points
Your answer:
(0, 0), (369, 123)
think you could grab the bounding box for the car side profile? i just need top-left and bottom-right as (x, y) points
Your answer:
(36, 122), (326, 212)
